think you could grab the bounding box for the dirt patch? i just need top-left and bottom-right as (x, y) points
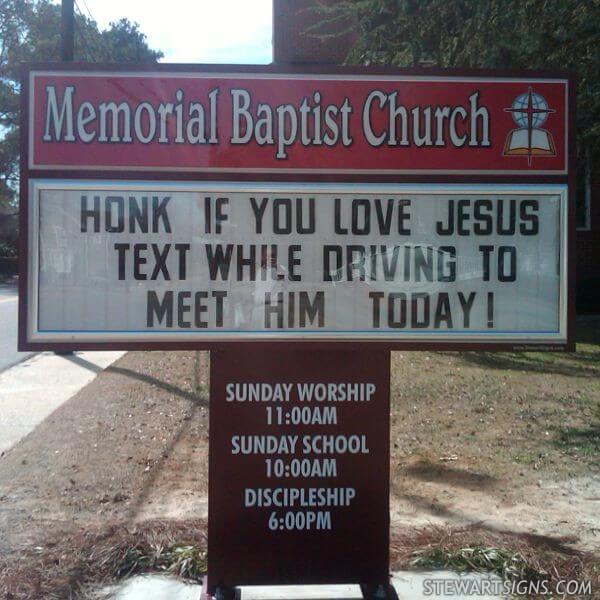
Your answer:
(0, 351), (210, 557)
(387, 320), (600, 550)
(0, 320), (598, 594)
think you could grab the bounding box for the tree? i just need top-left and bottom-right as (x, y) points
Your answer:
(0, 0), (163, 247)
(312, 0), (600, 158)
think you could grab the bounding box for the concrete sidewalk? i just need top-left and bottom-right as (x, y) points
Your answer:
(101, 572), (506, 600)
(0, 350), (125, 454)
(0, 280), (34, 372)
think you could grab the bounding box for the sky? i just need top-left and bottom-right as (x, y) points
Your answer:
(68, 0), (273, 64)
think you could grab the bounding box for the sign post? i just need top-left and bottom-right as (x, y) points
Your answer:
(20, 65), (574, 598)
(208, 348), (391, 596)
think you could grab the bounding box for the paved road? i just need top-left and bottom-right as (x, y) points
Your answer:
(0, 281), (34, 373)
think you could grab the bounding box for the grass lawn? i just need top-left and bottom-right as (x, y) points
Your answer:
(390, 318), (599, 491)
(0, 320), (598, 598)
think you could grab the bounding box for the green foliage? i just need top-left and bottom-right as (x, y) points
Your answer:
(98, 18), (163, 63)
(116, 543), (207, 581)
(410, 546), (543, 582)
(0, 0), (163, 240)
(313, 0), (600, 158)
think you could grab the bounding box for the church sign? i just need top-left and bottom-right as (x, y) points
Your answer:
(19, 65), (573, 351)
(20, 64), (574, 597)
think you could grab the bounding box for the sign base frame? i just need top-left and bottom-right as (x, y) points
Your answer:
(200, 578), (399, 600)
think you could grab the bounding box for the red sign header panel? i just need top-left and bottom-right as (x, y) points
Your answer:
(29, 69), (568, 174)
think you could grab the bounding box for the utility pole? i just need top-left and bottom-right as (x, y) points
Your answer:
(61, 0), (74, 61)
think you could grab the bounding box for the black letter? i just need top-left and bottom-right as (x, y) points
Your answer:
(147, 291), (173, 326)
(81, 195), (100, 232)
(520, 199), (539, 235)
(152, 196), (172, 233)
(436, 200), (454, 235)
(114, 243), (130, 280)
(106, 196), (124, 232)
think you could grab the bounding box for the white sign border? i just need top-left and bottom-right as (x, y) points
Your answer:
(27, 180), (569, 345)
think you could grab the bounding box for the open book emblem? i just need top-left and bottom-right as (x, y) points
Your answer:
(504, 88), (556, 165)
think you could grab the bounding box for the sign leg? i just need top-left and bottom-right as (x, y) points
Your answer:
(361, 582), (399, 599)
(201, 577), (236, 600)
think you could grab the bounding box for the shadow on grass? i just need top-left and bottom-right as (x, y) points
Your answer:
(449, 319), (600, 378)
(106, 364), (208, 407)
(454, 352), (598, 378)
(404, 460), (498, 491)
(554, 425), (600, 456)
(394, 492), (583, 556)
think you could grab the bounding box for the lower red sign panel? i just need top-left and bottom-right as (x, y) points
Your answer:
(207, 348), (391, 591)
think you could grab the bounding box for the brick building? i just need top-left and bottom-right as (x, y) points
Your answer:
(273, 0), (599, 313)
